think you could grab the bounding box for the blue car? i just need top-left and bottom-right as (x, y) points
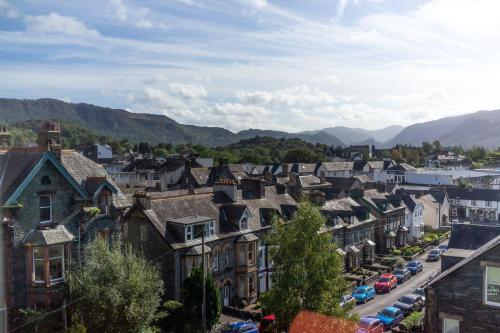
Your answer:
(407, 261), (423, 275)
(220, 321), (258, 333)
(352, 285), (376, 304)
(376, 306), (404, 329)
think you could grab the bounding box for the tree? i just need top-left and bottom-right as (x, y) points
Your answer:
(421, 141), (432, 155)
(153, 147), (169, 158)
(283, 148), (320, 163)
(432, 140), (442, 153)
(68, 239), (163, 333)
(261, 201), (356, 329)
(182, 266), (221, 330)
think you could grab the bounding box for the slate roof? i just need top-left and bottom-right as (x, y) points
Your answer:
(321, 162), (354, 172)
(190, 167), (211, 187)
(362, 189), (406, 213)
(122, 158), (163, 172)
(448, 223), (500, 250)
(445, 187), (500, 202)
(367, 161), (385, 169)
(22, 225), (74, 246)
(353, 160), (367, 171)
(402, 194), (419, 212)
(327, 177), (362, 191)
(430, 233), (500, 286)
(297, 175), (331, 188)
(291, 163), (317, 174)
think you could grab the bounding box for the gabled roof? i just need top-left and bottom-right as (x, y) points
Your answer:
(448, 223), (500, 250)
(430, 233), (500, 286)
(291, 163), (317, 174)
(402, 194), (419, 212)
(321, 162), (354, 172)
(445, 186), (500, 202)
(190, 167), (211, 187)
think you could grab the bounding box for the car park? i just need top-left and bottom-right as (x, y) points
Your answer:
(427, 249), (441, 261)
(352, 286), (376, 304)
(374, 273), (398, 293)
(376, 307), (404, 329)
(340, 294), (357, 307)
(393, 294), (425, 315)
(221, 321), (259, 333)
(356, 316), (384, 333)
(393, 267), (412, 283)
(407, 261), (423, 275)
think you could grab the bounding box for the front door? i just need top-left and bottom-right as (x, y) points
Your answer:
(223, 284), (230, 307)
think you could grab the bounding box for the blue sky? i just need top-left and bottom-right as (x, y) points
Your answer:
(1, 0), (500, 132)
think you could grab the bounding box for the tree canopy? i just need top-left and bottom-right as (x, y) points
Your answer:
(67, 239), (163, 333)
(261, 201), (356, 328)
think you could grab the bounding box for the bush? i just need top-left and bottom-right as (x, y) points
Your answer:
(402, 246), (421, 257)
(401, 311), (424, 332)
(65, 324), (87, 333)
(380, 256), (405, 268)
(392, 249), (402, 256)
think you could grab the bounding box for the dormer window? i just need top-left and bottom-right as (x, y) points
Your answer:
(183, 220), (215, 242)
(185, 225), (193, 241)
(39, 195), (52, 224)
(240, 217), (248, 230)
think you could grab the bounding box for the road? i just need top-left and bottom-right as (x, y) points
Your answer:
(354, 250), (441, 318)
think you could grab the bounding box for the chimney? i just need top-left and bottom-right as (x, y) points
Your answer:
(213, 178), (238, 203)
(241, 178), (266, 199)
(133, 191), (152, 210)
(263, 170), (273, 182)
(0, 124), (11, 148)
(282, 163), (289, 175)
(37, 121), (62, 157)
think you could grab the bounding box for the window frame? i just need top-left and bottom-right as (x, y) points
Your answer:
(32, 245), (66, 286)
(485, 266), (500, 307)
(48, 245), (65, 283)
(443, 317), (460, 333)
(185, 225), (193, 241)
(39, 195), (52, 224)
(240, 217), (248, 230)
(224, 247), (230, 267)
(33, 247), (46, 284)
(213, 250), (219, 272)
(248, 242), (255, 264)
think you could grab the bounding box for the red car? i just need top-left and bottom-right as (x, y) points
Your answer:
(259, 314), (277, 333)
(374, 273), (398, 293)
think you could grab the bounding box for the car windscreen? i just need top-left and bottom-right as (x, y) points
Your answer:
(378, 277), (390, 282)
(354, 288), (366, 294)
(430, 250), (439, 254)
(358, 320), (372, 329)
(398, 296), (414, 304)
(381, 309), (394, 317)
(393, 269), (405, 274)
(408, 262), (417, 266)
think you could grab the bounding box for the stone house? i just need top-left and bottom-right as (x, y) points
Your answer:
(316, 162), (354, 178)
(320, 197), (376, 271)
(122, 179), (297, 307)
(351, 189), (408, 253)
(425, 234), (500, 333)
(0, 123), (129, 330)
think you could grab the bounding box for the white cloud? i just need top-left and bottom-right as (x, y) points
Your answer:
(170, 83), (208, 99)
(24, 13), (100, 37)
(245, 0), (268, 9)
(108, 0), (167, 30)
(0, 0), (20, 18)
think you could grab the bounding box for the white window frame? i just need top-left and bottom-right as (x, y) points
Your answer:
(49, 245), (65, 283)
(443, 317), (460, 333)
(240, 217), (248, 230)
(185, 225), (193, 241)
(39, 195), (52, 224)
(485, 266), (500, 307)
(213, 250), (219, 272)
(208, 221), (215, 236)
(33, 247), (45, 284)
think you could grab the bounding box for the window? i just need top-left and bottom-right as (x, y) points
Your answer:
(39, 195), (52, 224)
(185, 225), (193, 241)
(471, 200), (477, 206)
(443, 317), (459, 333)
(486, 200), (492, 207)
(240, 217), (248, 230)
(248, 243), (255, 264)
(485, 266), (500, 306)
(239, 277), (246, 297)
(212, 250), (219, 271)
(224, 248), (230, 267)
(49, 246), (64, 282)
(248, 274), (255, 295)
(41, 175), (51, 185)
(33, 247), (45, 284)
(239, 244), (246, 265)
(209, 221), (215, 236)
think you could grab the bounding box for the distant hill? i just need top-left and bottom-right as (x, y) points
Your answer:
(317, 125), (404, 145)
(384, 110), (500, 148)
(0, 98), (345, 147)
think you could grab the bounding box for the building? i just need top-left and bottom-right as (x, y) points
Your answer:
(78, 143), (113, 164)
(402, 194), (425, 241)
(351, 188), (408, 253)
(0, 122), (130, 330)
(316, 162), (354, 178)
(446, 187), (500, 223)
(425, 234), (500, 333)
(417, 192), (450, 231)
(122, 179), (297, 306)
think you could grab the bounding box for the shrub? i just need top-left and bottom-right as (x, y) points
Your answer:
(401, 311), (424, 332)
(402, 246), (421, 257)
(393, 249), (402, 256)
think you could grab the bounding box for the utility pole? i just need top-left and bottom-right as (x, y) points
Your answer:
(201, 227), (207, 333)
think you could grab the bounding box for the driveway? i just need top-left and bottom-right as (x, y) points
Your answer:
(354, 249), (441, 318)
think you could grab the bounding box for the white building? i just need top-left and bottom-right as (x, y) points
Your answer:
(316, 161), (354, 178)
(402, 195), (425, 241)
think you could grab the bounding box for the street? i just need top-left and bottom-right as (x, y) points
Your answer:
(354, 251), (441, 318)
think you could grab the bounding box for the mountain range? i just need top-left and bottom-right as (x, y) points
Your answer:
(0, 98), (499, 148)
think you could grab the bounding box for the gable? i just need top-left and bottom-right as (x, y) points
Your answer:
(4, 152), (87, 206)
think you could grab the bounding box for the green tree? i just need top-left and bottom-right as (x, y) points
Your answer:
(153, 147), (169, 158)
(68, 239), (163, 333)
(422, 141), (433, 155)
(182, 266), (221, 330)
(283, 148), (320, 163)
(432, 140), (442, 153)
(261, 201), (355, 329)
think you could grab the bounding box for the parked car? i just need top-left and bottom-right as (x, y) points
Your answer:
(352, 286), (376, 304)
(393, 267), (412, 283)
(340, 294), (357, 307)
(427, 249), (441, 261)
(374, 274), (398, 293)
(221, 321), (259, 333)
(393, 294), (425, 315)
(356, 316), (384, 333)
(412, 287), (426, 302)
(407, 260), (423, 275)
(438, 243), (448, 253)
(258, 315), (276, 333)
(376, 307), (404, 329)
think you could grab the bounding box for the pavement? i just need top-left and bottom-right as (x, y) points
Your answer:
(354, 249), (441, 319)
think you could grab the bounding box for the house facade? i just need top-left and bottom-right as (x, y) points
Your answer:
(446, 187), (500, 223)
(0, 123), (129, 330)
(402, 194), (424, 241)
(425, 234), (500, 333)
(122, 179), (297, 306)
(316, 162), (354, 178)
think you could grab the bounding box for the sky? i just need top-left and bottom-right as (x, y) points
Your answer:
(1, 0), (500, 133)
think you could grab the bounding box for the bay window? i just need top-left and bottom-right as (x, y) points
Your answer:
(49, 246), (64, 282)
(33, 248), (45, 284)
(31, 245), (67, 286)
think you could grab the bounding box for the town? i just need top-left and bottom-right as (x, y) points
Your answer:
(1, 121), (499, 332)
